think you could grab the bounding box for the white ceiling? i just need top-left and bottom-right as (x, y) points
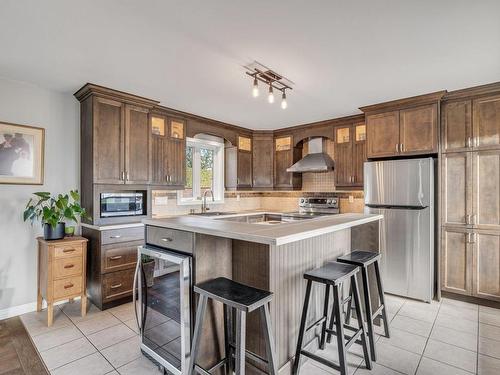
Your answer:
(1, 0), (499, 130)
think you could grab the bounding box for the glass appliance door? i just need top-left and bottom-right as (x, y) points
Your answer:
(138, 246), (191, 375)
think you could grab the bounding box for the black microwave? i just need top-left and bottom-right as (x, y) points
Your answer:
(100, 191), (146, 218)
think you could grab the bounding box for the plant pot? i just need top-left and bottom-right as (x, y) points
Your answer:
(65, 226), (75, 237)
(142, 260), (155, 287)
(44, 222), (65, 240)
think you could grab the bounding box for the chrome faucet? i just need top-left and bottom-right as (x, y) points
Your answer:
(201, 190), (215, 213)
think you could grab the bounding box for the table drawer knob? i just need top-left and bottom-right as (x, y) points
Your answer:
(63, 248), (75, 253)
(161, 237), (173, 242)
(64, 283), (74, 289)
(64, 264), (75, 269)
(110, 283), (123, 289)
(110, 235), (121, 239)
(109, 255), (123, 260)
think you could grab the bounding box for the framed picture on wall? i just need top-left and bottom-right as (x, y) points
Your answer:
(0, 122), (44, 184)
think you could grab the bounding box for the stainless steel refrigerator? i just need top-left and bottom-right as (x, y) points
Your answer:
(364, 158), (435, 302)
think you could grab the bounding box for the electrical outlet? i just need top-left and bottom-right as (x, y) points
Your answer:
(348, 195), (354, 203)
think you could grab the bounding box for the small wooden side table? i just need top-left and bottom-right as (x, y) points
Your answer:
(37, 236), (88, 326)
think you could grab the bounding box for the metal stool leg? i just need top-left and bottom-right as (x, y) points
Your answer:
(374, 260), (391, 338)
(189, 295), (208, 375)
(235, 310), (246, 375)
(345, 283), (353, 325)
(351, 275), (372, 370)
(360, 267), (376, 362)
(319, 284), (330, 350)
(326, 288), (336, 344)
(260, 303), (278, 375)
(333, 285), (348, 375)
(223, 304), (233, 374)
(292, 280), (313, 375)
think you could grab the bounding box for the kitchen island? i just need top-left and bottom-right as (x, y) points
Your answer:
(143, 212), (383, 374)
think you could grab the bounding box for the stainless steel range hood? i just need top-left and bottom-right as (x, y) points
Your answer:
(286, 137), (334, 173)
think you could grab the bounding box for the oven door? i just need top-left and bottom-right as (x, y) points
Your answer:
(134, 246), (192, 375)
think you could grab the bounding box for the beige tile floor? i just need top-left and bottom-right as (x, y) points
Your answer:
(20, 295), (500, 375)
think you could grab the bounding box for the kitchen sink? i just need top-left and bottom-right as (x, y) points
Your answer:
(190, 211), (237, 216)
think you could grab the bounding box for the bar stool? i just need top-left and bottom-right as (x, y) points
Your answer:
(334, 250), (390, 362)
(189, 277), (277, 375)
(292, 262), (371, 375)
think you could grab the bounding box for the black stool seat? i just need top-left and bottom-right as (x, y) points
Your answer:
(337, 250), (380, 267)
(304, 262), (358, 285)
(194, 277), (272, 312)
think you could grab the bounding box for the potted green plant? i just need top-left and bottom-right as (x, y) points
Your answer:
(141, 255), (156, 287)
(23, 190), (90, 240)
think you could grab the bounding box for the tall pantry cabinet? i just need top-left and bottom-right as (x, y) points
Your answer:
(440, 83), (500, 302)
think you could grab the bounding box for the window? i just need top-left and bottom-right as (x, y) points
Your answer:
(178, 137), (224, 204)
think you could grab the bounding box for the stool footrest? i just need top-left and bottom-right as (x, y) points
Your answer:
(228, 343), (270, 369)
(371, 304), (384, 320)
(326, 325), (364, 348)
(300, 350), (340, 372)
(342, 296), (352, 305)
(306, 316), (327, 333)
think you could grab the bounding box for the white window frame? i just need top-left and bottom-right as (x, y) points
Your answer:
(177, 137), (225, 205)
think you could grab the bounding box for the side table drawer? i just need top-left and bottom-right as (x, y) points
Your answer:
(53, 276), (83, 300)
(53, 256), (83, 279)
(54, 244), (83, 259)
(102, 269), (134, 303)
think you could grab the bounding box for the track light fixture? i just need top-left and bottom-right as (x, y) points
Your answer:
(245, 61), (293, 109)
(281, 90), (287, 109)
(268, 84), (274, 103)
(252, 76), (259, 97)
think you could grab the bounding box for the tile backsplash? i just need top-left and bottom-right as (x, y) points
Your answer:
(152, 190), (364, 217)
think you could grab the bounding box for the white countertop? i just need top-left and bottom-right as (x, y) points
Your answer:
(143, 212), (383, 246)
(81, 222), (144, 231)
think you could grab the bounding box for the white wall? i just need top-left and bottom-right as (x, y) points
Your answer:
(0, 77), (79, 317)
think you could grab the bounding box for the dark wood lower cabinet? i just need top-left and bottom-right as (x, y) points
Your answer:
(83, 226), (143, 310)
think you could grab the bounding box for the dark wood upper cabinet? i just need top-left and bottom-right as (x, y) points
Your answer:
(151, 114), (185, 188)
(334, 123), (366, 188)
(400, 104), (438, 154)
(366, 111), (400, 158)
(473, 94), (500, 150)
(124, 104), (150, 184)
(92, 97), (125, 184)
(236, 135), (252, 189)
(225, 135), (253, 189)
(442, 100), (472, 153)
(274, 136), (302, 190)
(362, 91), (445, 159)
(252, 133), (274, 189)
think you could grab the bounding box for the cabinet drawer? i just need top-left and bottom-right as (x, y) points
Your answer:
(146, 226), (194, 253)
(53, 244), (84, 259)
(53, 276), (83, 300)
(103, 269), (134, 303)
(101, 226), (144, 245)
(102, 241), (141, 273)
(53, 256), (83, 279)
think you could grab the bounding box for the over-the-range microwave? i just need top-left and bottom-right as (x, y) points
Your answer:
(100, 191), (146, 218)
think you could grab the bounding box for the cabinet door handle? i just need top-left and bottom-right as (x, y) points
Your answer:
(64, 283), (74, 289)
(110, 283), (123, 289)
(396, 144), (399, 153)
(161, 237), (173, 242)
(467, 137), (472, 148)
(109, 255), (123, 260)
(64, 264), (75, 269)
(121, 171), (125, 180)
(62, 248), (75, 253)
(126, 171), (129, 181)
(110, 235), (121, 239)
(474, 137), (478, 148)
(400, 143), (404, 152)
(466, 215), (470, 225)
(466, 233), (471, 243)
